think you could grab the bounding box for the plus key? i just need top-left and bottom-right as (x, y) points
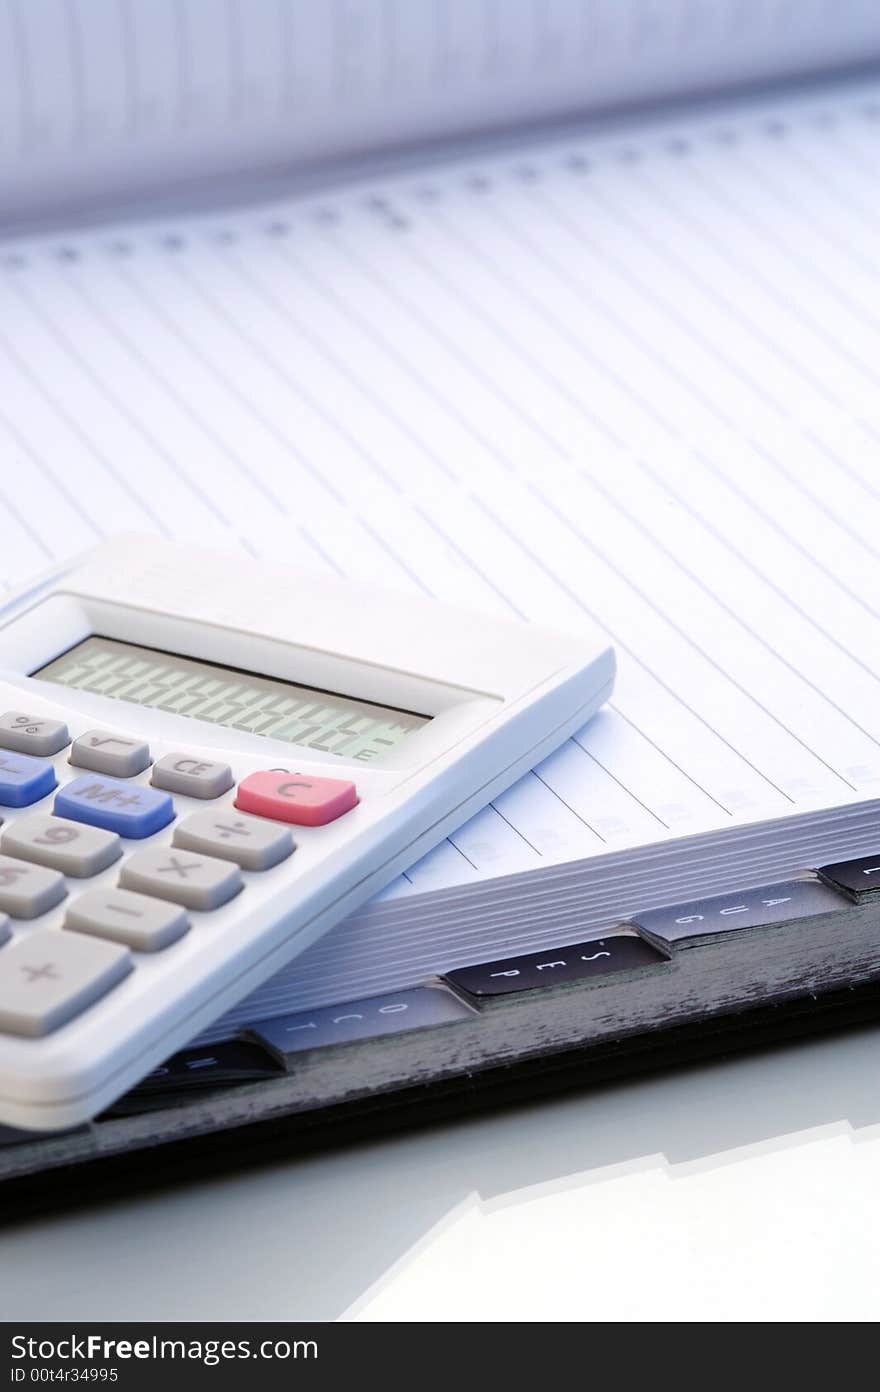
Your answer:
(0, 930), (131, 1037)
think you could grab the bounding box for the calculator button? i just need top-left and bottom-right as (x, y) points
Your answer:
(1, 814), (122, 878)
(0, 929), (131, 1037)
(235, 771), (358, 826)
(151, 754), (234, 800)
(65, 888), (189, 952)
(54, 776), (175, 839)
(0, 712), (69, 757)
(70, 730), (151, 778)
(0, 752), (56, 808)
(173, 811), (294, 870)
(0, 855), (67, 919)
(120, 848), (242, 911)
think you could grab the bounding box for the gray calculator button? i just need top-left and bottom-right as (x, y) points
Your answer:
(1, 814), (121, 878)
(65, 888), (189, 952)
(0, 929), (131, 1036)
(0, 854), (66, 919)
(0, 712), (70, 757)
(70, 730), (151, 778)
(120, 848), (242, 911)
(151, 754), (234, 800)
(173, 810), (294, 871)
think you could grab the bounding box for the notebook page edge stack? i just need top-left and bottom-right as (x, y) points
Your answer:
(201, 800), (880, 1034)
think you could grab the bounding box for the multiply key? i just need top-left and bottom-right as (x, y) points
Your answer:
(120, 847), (242, 910)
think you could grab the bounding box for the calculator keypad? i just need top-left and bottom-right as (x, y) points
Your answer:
(0, 814), (122, 878)
(172, 810), (294, 871)
(0, 752), (57, 807)
(151, 754), (234, 799)
(0, 711), (70, 757)
(0, 929), (131, 1037)
(70, 730), (151, 778)
(120, 847), (243, 911)
(0, 855), (67, 919)
(0, 706), (352, 1040)
(65, 889), (190, 952)
(55, 775), (175, 838)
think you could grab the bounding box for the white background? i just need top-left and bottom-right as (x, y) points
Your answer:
(4, 1020), (880, 1321)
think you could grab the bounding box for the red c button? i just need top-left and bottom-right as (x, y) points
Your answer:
(235, 771), (358, 826)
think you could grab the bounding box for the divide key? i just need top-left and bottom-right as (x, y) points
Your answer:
(55, 775), (175, 838)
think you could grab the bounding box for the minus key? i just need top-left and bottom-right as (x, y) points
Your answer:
(65, 889), (190, 952)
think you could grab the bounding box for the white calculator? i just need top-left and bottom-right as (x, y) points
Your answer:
(0, 537), (614, 1131)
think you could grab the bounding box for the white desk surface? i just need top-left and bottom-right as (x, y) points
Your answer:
(3, 1022), (880, 1322)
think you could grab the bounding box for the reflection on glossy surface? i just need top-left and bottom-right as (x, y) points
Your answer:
(4, 1024), (880, 1320)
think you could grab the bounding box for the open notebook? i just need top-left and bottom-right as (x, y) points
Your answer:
(3, 0), (880, 1038)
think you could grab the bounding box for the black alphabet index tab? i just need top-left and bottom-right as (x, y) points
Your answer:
(249, 986), (475, 1059)
(817, 854), (880, 902)
(631, 877), (850, 947)
(444, 934), (665, 999)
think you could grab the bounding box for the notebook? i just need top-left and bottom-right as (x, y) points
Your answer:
(3, 0), (880, 1048)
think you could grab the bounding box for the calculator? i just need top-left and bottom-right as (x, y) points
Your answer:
(0, 537), (614, 1131)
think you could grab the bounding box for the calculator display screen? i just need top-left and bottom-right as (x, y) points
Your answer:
(33, 636), (428, 761)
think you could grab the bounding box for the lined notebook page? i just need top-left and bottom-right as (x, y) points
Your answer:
(4, 0), (880, 222)
(2, 75), (880, 902)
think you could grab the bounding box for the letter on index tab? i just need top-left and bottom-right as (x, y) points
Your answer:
(252, 987), (473, 1058)
(818, 855), (880, 902)
(632, 878), (850, 947)
(445, 935), (664, 998)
